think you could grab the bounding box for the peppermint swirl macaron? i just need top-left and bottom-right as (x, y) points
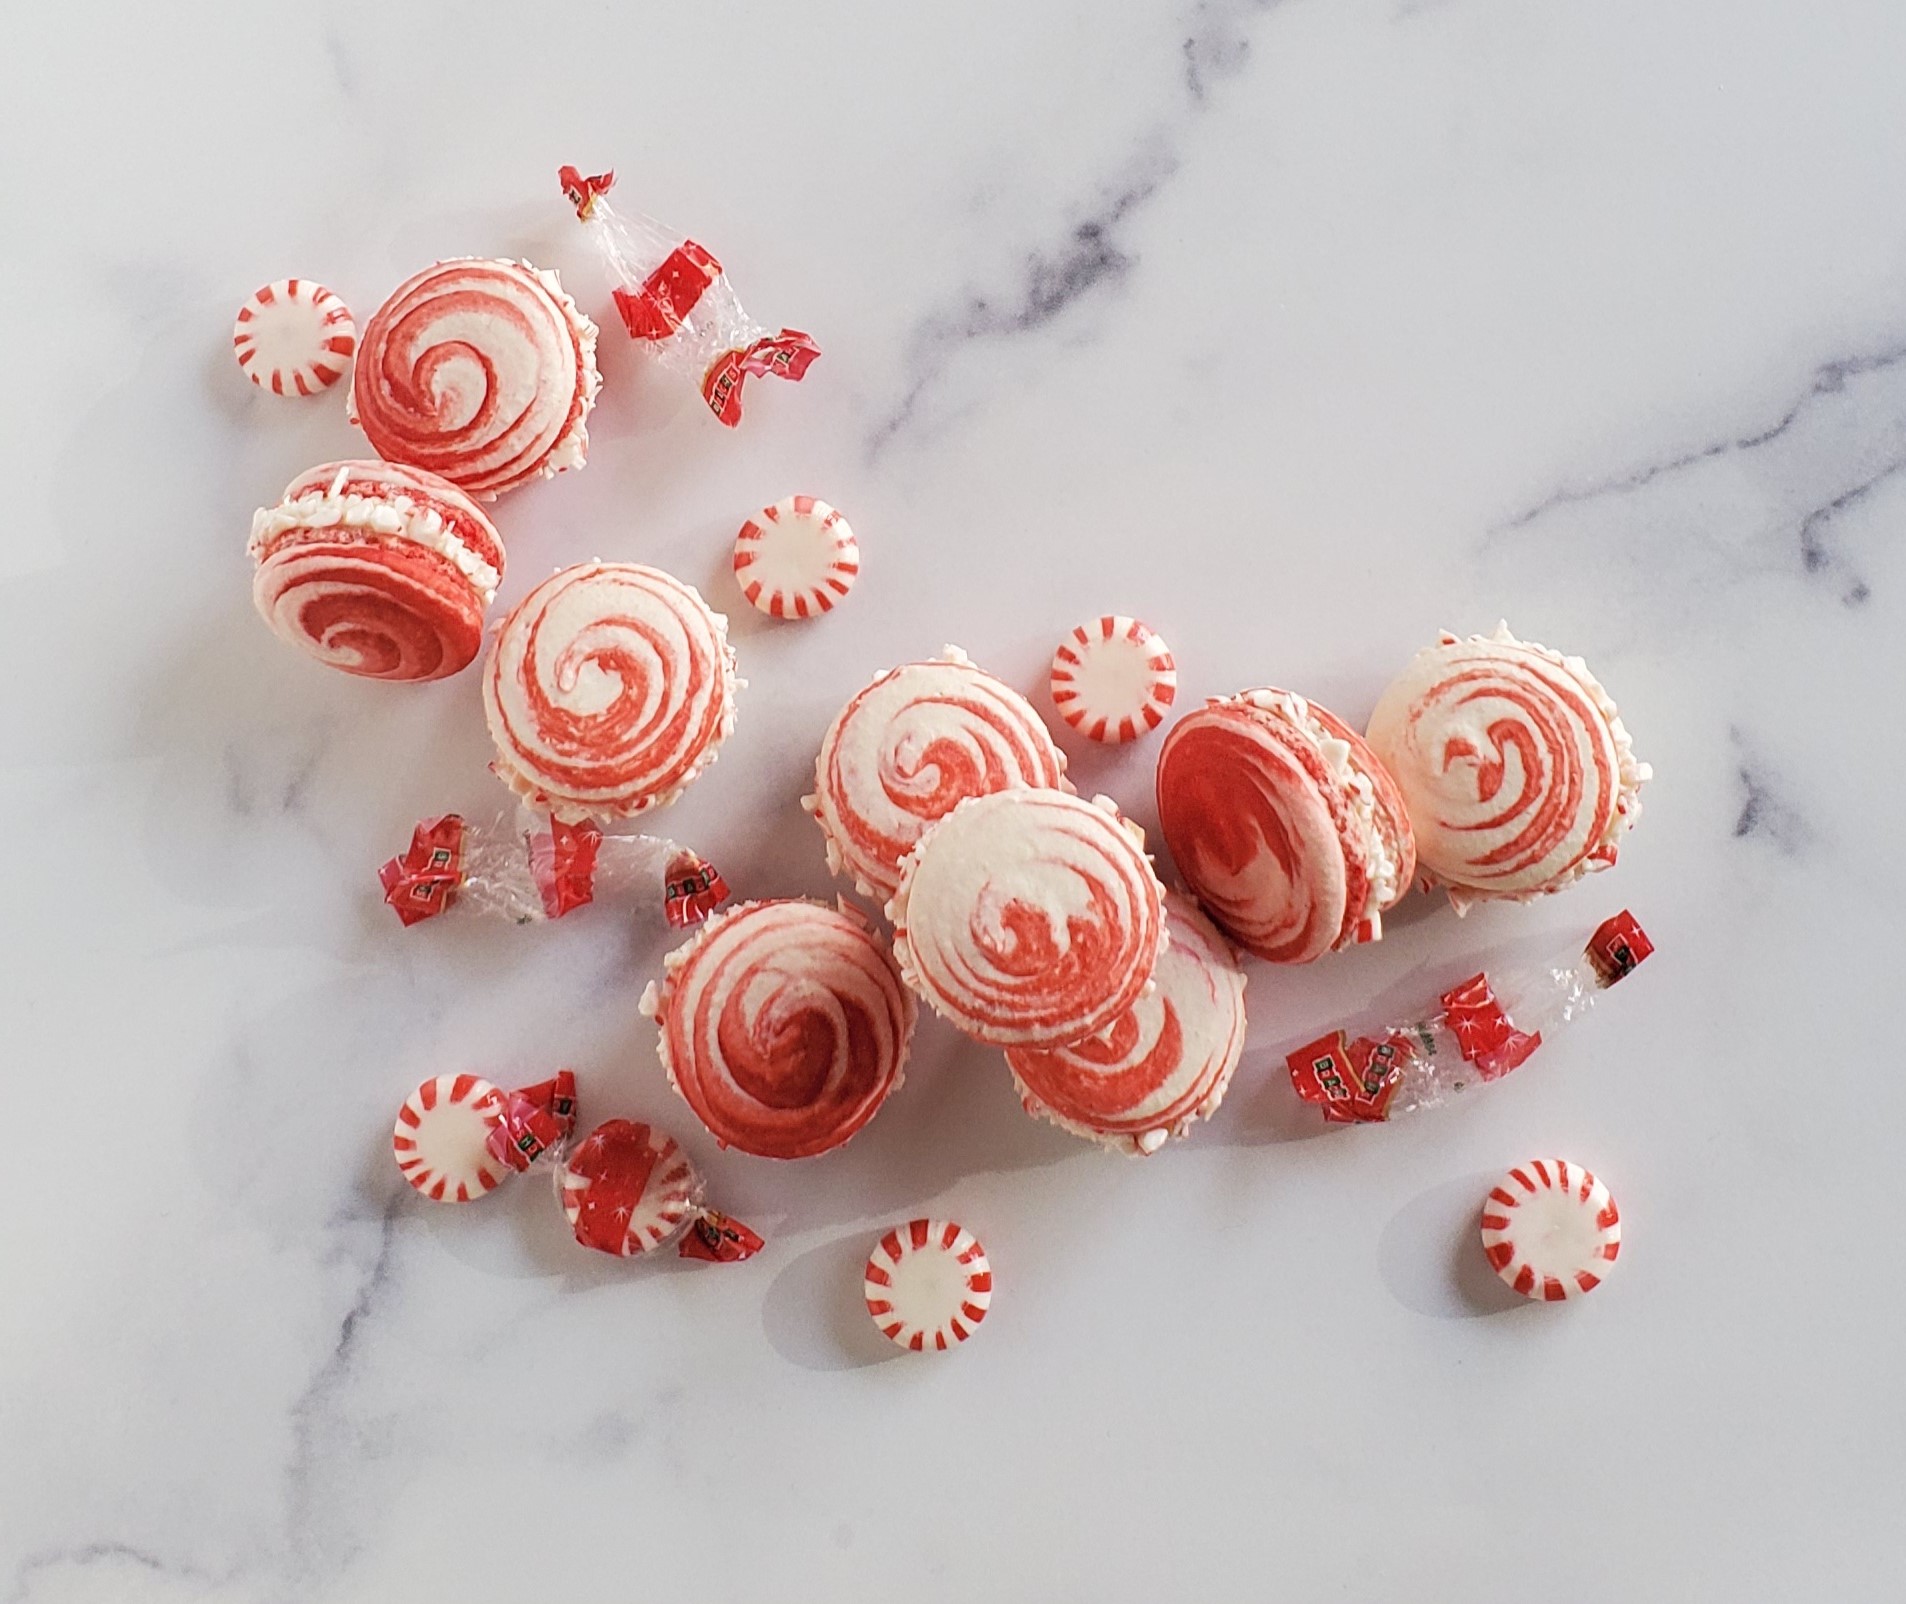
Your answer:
(1365, 624), (1649, 907)
(804, 647), (1070, 905)
(1005, 891), (1245, 1154)
(249, 459), (505, 681)
(1156, 688), (1414, 964)
(890, 789), (1167, 1049)
(642, 899), (916, 1160)
(351, 258), (600, 500)
(483, 562), (739, 821)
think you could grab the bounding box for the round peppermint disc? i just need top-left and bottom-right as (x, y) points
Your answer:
(233, 279), (357, 397)
(733, 495), (859, 620)
(391, 1074), (508, 1202)
(864, 1218), (993, 1351)
(1480, 1158), (1622, 1301)
(1050, 616), (1176, 744)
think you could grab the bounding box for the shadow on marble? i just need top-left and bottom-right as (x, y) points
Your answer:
(759, 1233), (905, 1372)
(1376, 1171), (1527, 1321)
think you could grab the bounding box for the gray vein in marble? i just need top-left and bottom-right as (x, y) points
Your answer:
(1498, 343), (1906, 536)
(283, 1200), (402, 1570)
(1491, 338), (1906, 601)
(869, 0), (1284, 458)
(1732, 730), (1812, 855)
(7, 1542), (214, 1604)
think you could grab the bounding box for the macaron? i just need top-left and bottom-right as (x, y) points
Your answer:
(249, 459), (505, 681)
(1365, 623), (1649, 908)
(642, 900), (916, 1159)
(1155, 688), (1414, 964)
(1005, 890), (1245, 1154)
(890, 788), (1167, 1049)
(483, 562), (739, 821)
(804, 647), (1070, 905)
(351, 257), (600, 500)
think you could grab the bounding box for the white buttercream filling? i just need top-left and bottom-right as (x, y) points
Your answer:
(249, 490), (499, 601)
(1234, 688), (1400, 946)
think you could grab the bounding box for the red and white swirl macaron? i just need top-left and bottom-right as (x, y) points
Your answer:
(250, 460), (505, 681)
(1366, 624), (1650, 908)
(484, 562), (739, 821)
(641, 900), (916, 1160)
(1050, 615), (1176, 744)
(351, 258), (600, 500)
(1156, 688), (1415, 964)
(733, 496), (858, 620)
(391, 1074), (509, 1202)
(891, 788), (1166, 1048)
(558, 1119), (702, 1257)
(233, 278), (356, 396)
(864, 1219), (992, 1351)
(1480, 1158), (1622, 1301)
(1006, 890), (1245, 1154)
(804, 647), (1070, 905)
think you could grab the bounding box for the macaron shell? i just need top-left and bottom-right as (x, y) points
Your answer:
(1154, 693), (1366, 964)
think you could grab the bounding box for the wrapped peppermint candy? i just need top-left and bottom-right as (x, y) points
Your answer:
(1285, 911), (1654, 1124)
(559, 165), (820, 427)
(556, 1118), (764, 1263)
(377, 812), (728, 929)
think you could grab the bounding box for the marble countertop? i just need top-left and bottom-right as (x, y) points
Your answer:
(7, 2), (1905, 1599)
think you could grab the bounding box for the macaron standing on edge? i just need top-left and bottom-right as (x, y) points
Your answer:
(1155, 688), (1414, 963)
(250, 459), (506, 682)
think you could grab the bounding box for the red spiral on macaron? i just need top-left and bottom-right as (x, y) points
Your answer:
(483, 563), (738, 821)
(1006, 891), (1245, 1153)
(806, 651), (1069, 904)
(1364, 627), (1645, 902)
(891, 789), (1166, 1049)
(646, 900), (916, 1159)
(352, 258), (599, 499)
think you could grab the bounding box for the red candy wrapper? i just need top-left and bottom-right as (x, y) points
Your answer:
(486, 1070), (579, 1173)
(1287, 911), (1654, 1124)
(378, 813), (729, 930)
(560, 166), (819, 427)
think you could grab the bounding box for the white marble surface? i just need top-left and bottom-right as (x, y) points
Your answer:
(6, 2), (1905, 1598)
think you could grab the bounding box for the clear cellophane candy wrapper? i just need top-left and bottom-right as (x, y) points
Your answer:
(559, 165), (819, 427)
(1286, 911), (1655, 1123)
(377, 812), (729, 929)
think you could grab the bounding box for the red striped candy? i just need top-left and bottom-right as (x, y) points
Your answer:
(391, 1074), (508, 1202)
(1480, 1158), (1622, 1301)
(733, 495), (859, 620)
(233, 279), (356, 397)
(1050, 615), (1176, 744)
(864, 1218), (992, 1351)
